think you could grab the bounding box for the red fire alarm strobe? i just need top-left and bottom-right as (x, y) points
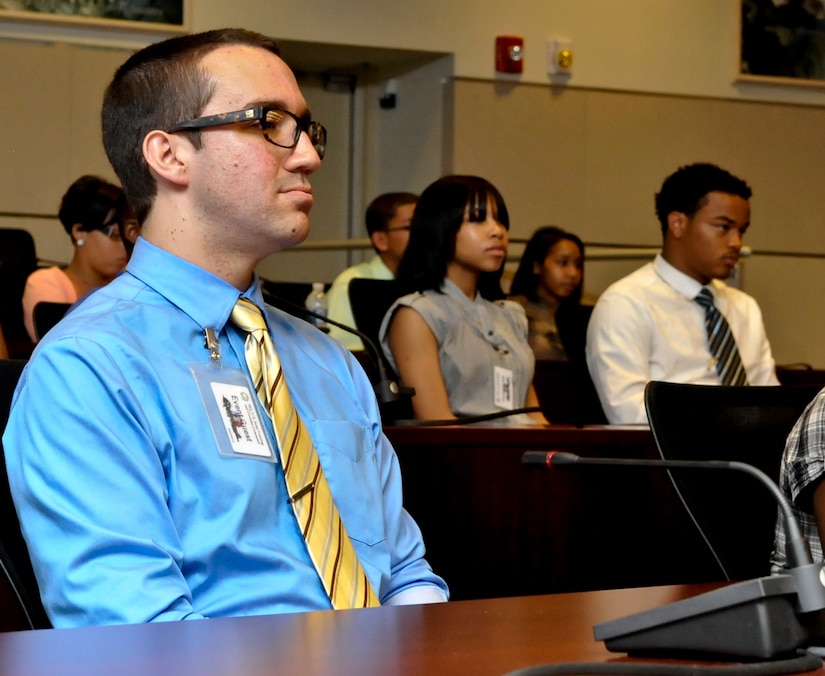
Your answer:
(495, 36), (524, 74)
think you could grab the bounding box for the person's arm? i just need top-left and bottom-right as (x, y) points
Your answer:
(0, 324), (7, 359)
(368, 412), (449, 603)
(813, 480), (825, 550)
(374, 429), (449, 604)
(742, 298), (780, 386)
(324, 347), (448, 604)
(4, 340), (204, 626)
(585, 294), (651, 424)
(387, 306), (455, 420)
(524, 383), (549, 425)
(797, 396), (825, 550)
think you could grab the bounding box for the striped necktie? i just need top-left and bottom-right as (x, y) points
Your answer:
(694, 288), (748, 386)
(231, 298), (380, 609)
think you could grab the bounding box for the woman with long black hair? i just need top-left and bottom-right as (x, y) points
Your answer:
(379, 175), (547, 424)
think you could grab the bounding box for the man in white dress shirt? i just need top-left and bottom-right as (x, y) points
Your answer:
(326, 192), (417, 350)
(586, 162), (778, 424)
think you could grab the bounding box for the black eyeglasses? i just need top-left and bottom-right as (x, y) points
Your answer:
(166, 107), (327, 160)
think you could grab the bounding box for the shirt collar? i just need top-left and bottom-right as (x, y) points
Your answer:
(653, 253), (706, 300)
(126, 238), (264, 331)
(367, 255), (393, 278)
(441, 277), (477, 305)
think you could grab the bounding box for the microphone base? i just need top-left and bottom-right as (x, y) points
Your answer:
(594, 575), (825, 660)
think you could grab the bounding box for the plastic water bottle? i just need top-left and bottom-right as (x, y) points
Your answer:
(304, 282), (329, 332)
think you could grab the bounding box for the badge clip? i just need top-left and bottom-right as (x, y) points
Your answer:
(204, 327), (221, 366)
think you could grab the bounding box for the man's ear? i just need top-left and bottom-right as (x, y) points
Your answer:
(667, 211), (689, 239)
(142, 130), (192, 187)
(371, 230), (389, 253)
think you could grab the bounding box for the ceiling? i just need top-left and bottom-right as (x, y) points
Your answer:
(277, 39), (451, 84)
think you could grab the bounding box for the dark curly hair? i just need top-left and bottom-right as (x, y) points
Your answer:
(654, 163), (751, 238)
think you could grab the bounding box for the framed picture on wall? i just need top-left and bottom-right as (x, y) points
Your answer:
(740, 0), (825, 87)
(0, 1), (189, 33)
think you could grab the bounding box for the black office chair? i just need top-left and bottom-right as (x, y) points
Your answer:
(347, 279), (414, 423)
(0, 229), (38, 358)
(260, 280), (325, 320)
(348, 278), (402, 355)
(32, 302), (72, 342)
(555, 303), (607, 426)
(0, 359), (51, 630)
(644, 380), (822, 582)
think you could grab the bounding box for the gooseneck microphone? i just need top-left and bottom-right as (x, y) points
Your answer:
(261, 289), (412, 406)
(524, 451), (816, 574)
(522, 450), (825, 660)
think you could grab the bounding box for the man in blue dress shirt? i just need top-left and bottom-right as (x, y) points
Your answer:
(3, 28), (447, 627)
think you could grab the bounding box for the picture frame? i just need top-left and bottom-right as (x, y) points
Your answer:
(0, 1), (189, 34)
(739, 0), (825, 88)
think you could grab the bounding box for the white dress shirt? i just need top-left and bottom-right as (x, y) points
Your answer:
(586, 254), (779, 424)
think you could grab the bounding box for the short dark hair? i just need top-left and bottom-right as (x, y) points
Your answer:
(57, 175), (127, 236)
(395, 175), (509, 301)
(365, 192), (418, 236)
(509, 226), (584, 304)
(654, 163), (752, 237)
(102, 28), (281, 224)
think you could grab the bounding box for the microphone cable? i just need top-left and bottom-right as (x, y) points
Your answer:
(260, 286), (413, 406)
(260, 286), (551, 426)
(391, 406), (546, 427)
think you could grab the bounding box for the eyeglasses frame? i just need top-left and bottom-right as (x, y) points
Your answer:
(166, 106), (327, 159)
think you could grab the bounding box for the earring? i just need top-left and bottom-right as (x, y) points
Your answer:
(76, 239), (85, 247)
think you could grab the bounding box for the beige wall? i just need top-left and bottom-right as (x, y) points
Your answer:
(449, 79), (825, 254)
(191, 0), (825, 106)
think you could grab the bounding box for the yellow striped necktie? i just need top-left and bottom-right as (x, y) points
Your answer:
(231, 298), (380, 609)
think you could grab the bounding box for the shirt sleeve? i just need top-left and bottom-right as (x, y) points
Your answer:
(782, 392), (825, 508)
(383, 585), (448, 605)
(4, 339), (204, 626)
(738, 295), (779, 386)
(585, 292), (651, 424)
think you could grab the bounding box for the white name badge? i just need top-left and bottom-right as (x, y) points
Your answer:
(190, 363), (277, 462)
(493, 365), (515, 410)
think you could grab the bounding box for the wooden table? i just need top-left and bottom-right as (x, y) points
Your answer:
(4, 584), (819, 675)
(386, 424), (723, 600)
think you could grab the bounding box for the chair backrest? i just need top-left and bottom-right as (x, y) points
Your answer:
(644, 380), (822, 581)
(33, 302), (72, 342)
(261, 280), (328, 320)
(0, 229), (38, 356)
(348, 278), (402, 357)
(554, 303), (606, 425)
(348, 279), (414, 423)
(0, 359), (51, 630)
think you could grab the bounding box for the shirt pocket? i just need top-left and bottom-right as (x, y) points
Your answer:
(310, 419), (386, 547)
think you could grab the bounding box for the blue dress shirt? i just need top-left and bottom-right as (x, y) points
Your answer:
(3, 238), (447, 627)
